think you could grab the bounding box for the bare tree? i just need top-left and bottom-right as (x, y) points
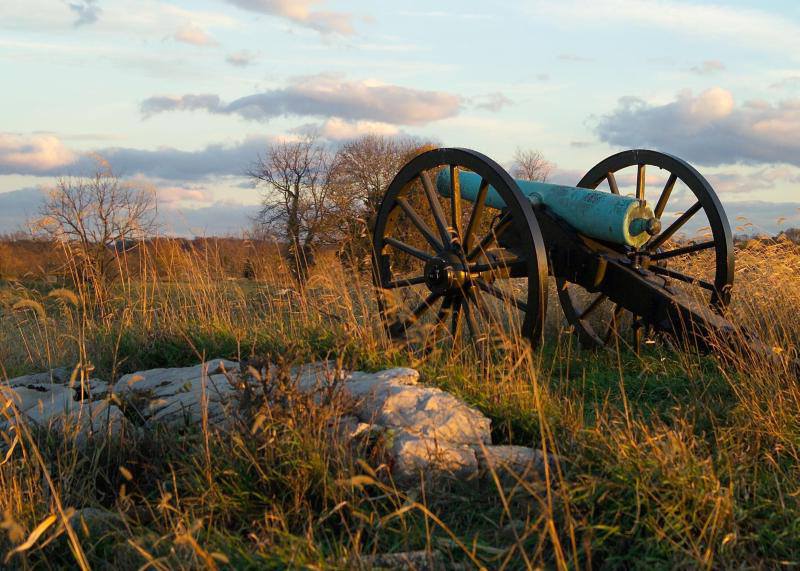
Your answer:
(35, 159), (157, 289)
(248, 136), (337, 282)
(330, 135), (435, 216)
(511, 147), (554, 182)
(328, 135), (436, 266)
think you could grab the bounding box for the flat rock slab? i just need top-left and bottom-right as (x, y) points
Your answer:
(113, 358), (239, 426)
(1, 370), (125, 442)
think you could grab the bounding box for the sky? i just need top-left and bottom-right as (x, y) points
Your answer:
(1, 0), (799, 236)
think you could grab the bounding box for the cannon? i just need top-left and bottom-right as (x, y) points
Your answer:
(372, 147), (737, 351)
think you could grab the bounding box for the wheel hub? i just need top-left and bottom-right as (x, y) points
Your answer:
(424, 253), (468, 294)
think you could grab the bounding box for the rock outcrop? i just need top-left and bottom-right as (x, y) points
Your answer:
(113, 359), (239, 426)
(2, 359), (549, 483)
(1, 368), (125, 442)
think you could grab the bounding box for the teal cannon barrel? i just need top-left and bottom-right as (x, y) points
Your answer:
(437, 169), (660, 247)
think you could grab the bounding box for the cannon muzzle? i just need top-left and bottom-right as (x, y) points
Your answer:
(437, 168), (658, 247)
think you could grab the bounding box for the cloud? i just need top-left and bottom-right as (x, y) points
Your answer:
(161, 201), (259, 236)
(1, 1), (236, 43)
(66, 0), (100, 26)
(221, 0), (355, 35)
(770, 76), (800, 90)
(557, 53), (593, 63)
(690, 60), (725, 75)
(140, 75), (461, 125)
(594, 88), (800, 167)
(89, 136), (273, 180)
(707, 167), (800, 195)
(724, 201), (800, 234)
(0, 187), (46, 234)
(0, 132), (273, 180)
(226, 50), (258, 67)
(0, 187), (257, 236)
(531, 0), (800, 58)
(141, 94), (224, 117)
(127, 177), (216, 204)
(291, 118), (400, 140)
(174, 23), (218, 46)
(474, 92), (513, 112)
(0, 133), (77, 174)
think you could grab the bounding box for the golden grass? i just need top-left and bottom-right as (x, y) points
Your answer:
(0, 236), (798, 568)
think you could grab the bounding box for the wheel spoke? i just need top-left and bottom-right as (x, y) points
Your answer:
(463, 178), (489, 252)
(649, 240), (715, 261)
(579, 293), (607, 320)
(418, 172), (451, 245)
(385, 237), (434, 262)
(383, 275), (426, 289)
(450, 165), (462, 238)
(607, 171), (620, 195)
(436, 295), (454, 325)
(647, 201), (702, 250)
(636, 164), (646, 201)
(650, 265), (715, 291)
(468, 256), (525, 275)
(473, 278), (528, 313)
(466, 214), (513, 261)
(654, 173), (677, 219)
(451, 297), (463, 338)
(462, 295), (480, 340)
(388, 291), (441, 337)
(396, 197), (444, 252)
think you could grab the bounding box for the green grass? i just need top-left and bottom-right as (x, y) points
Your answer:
(1, 250), (800, 570)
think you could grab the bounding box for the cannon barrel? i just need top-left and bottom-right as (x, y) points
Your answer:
(436, 168), (660, 247)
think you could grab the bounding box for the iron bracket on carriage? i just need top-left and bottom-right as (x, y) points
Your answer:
(371, 147), (748, 355)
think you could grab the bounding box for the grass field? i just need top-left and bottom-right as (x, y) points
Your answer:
(1, 236), (799, 569)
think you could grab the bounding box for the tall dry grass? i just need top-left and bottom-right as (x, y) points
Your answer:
(0, 235), (799, 568)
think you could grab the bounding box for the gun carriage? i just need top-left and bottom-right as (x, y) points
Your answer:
(372, 147), (736, 351)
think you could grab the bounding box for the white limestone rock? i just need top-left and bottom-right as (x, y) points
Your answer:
(42, 358), (547, 485)
(1, 370), (125, 444)
(390, 430), (478, 480)
(114, 359), (238, 395)
(475, 445), (549, 476)
(291, 364), (490, 446)
(113, 358), (240, 427)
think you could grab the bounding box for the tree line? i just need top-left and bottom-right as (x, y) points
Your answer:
(247, 135), (553, 281)
(22, 135), (554, 289)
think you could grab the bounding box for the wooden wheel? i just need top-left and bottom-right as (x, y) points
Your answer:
(557, 149), (734, 349)
(373, 148), (548, 350)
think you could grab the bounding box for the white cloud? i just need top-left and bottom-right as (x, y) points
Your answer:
(222, 0), (355, 35)
(474, 92), (513, 112)
(174, 23), (218, 47)
(0, 186), (257, 237)
(141, 74), (462, 125)
(595, 88), (800, 167)
(0, 132), (274, 180)
(0, 133), (77, 173)
(293, 118), (400, 140)
(66, 0), (101, 26)
(0, 0), (237, 39)
(156, 185), (214, 204)
(707, 167), (800, 195)
(226, 50), (259, 67)
(531, 0), (800, 57)
(690, 60), (725, 76)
